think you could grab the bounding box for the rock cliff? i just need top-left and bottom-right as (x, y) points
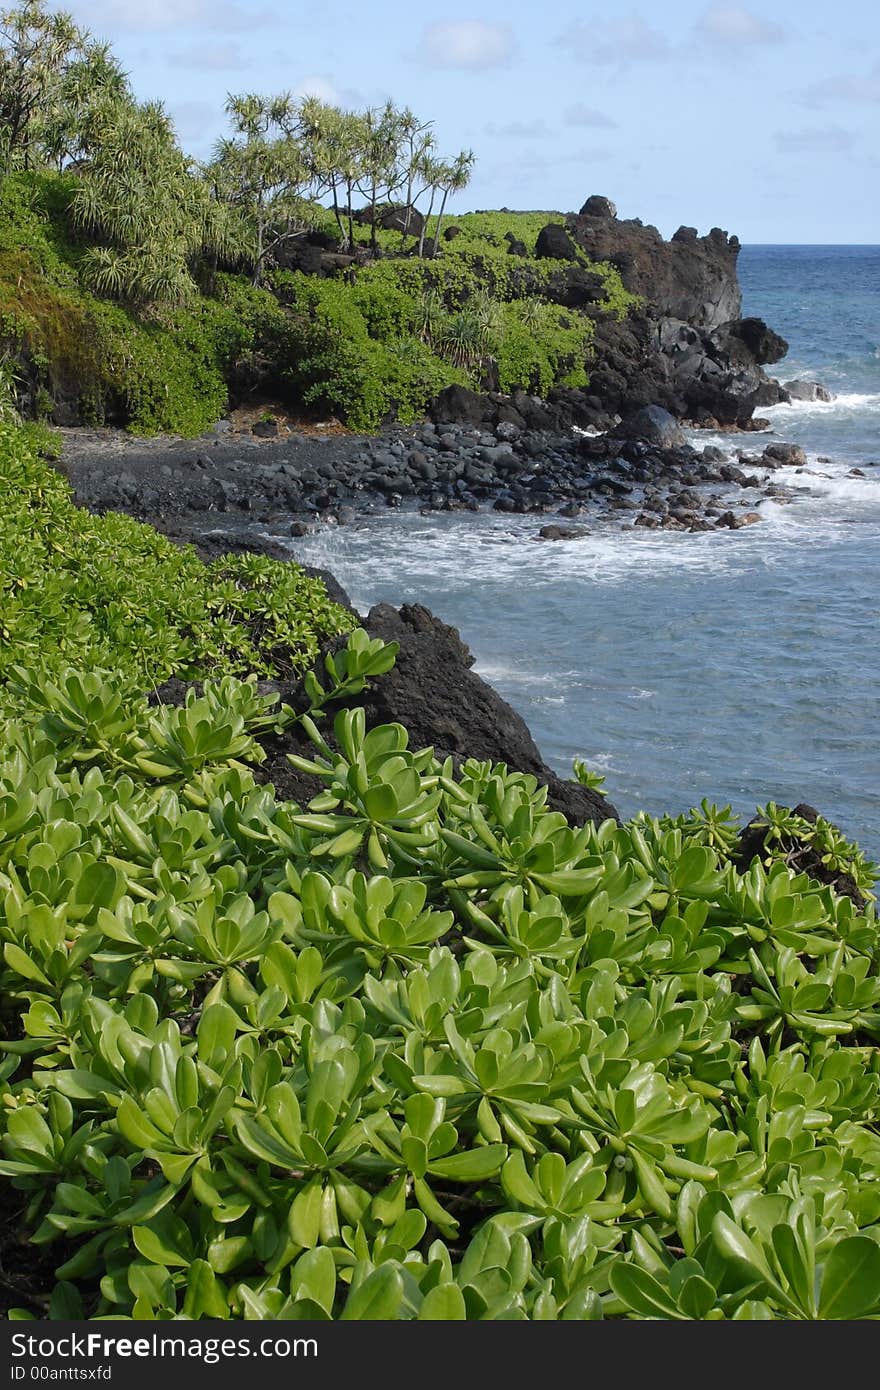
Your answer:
(561, 195), (789, 426)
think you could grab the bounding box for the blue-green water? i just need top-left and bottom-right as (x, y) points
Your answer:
(290, 247), (880, 855)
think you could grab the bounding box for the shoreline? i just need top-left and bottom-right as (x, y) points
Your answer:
(57, 411), (812, 562)
(53, 416), (879, 863)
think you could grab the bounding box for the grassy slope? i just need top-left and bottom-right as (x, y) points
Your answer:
(0, 415), (355, 702)
(0, 175), (635, 435)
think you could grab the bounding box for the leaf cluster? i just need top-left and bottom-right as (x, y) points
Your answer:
(0, 417), (355, 696)
(1, 546), (879, 1317)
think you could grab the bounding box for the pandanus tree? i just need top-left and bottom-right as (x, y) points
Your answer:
(298, 96), (365, 250)
(356, 100), (406, 253)
(430, 148), (475, 256)
(71, 98), (228, 305)
(416, 152), (445, 259)
(396, 107), (435, 249)
(40, 41), (129, 171)
(0, 0), (90, 175)
(210, 92), (314, 286)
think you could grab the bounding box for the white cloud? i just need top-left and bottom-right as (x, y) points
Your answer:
(775, 125), (854, 153)
(560, 14), (669, 65)
(292, 76), (365, 109)
(73, 0), (271, 34)
(564, 104), (617, 129)
(800, 63), (880, 107)
(695, 4), (785, 47)
(417, 20), (515, 70)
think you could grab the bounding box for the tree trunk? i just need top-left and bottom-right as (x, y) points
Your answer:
(346, 178), (355, 251)
(331, 181), (346, 249)
(431, 189), (449, 257)
(401, 168), (413, 249)
(252, 215), (264, 286)
(419, 188), (436, 258)
(369, 178), (378, 253)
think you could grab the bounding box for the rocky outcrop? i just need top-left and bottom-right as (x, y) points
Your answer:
(581, 308), (789, 428)
(568, 198), (741, 330)
(783, 379), (834, 403)
(551, 196), (792, 427)
(152, 600), (619, 829)
(736, 803), (867, 907)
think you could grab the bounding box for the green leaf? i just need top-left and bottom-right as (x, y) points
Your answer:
(289, 1177), (324, 1249)
(182, 1259), (228, 1319)
(234, 1115), (303, 1169)
(420, 1283), (467, 1320)
(341, 1263), (405, 1320)
(609, 1263), (685, 1320)
(631, 1150), (673, 1220)
(291, 1246), (337, 1317)
(818, 1238), (880, 1320)
(4, 943), (50, 986)
(117, 1095), (166, 1151)
(677, 1274), (717, 1320)
(501, 1151), (544, 1209)
(198, 1001), (238, 1065)
(429, 1145), (507, 1181)
(364, 783), (398, 822)
(132, 1224), (190, 1269)
(73, 861), (125, 912)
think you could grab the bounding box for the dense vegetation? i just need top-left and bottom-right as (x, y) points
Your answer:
(1, 416), (879, 1321)
(0, 413), (355, 692)
(0, 1), (634, 433)
(4, 1), (880, 1325)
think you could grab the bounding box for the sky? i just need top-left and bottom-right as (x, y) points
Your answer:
(63, 0), (879, 242)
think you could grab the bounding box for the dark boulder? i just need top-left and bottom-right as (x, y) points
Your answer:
(354, 203), (426, 237)
(762, 442), (807, 467)
(535, 223), (580, 261)
(537, 524), (588, 541)
(320, 252), (356, 275)
(430, 384), (492, 427)
(250, 603), (618, 829)
(307, 227), (341, 252)
(443, 224), (462, 241)
(276, 240), (324, 274)
(546, 265), (607, 309)
(613, 405), (685, 448)
(251, 418), (279, 438)
(579, 194), (617, 219)
(736, 803), (866, 907)
(783, 379), (834, 403)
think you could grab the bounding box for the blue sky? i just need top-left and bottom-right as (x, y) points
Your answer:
(65, 0), (878, 241)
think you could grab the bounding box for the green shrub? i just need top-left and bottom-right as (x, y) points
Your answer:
(0, 665), (878, 1319)
(0, 417), (355, 699)
(1, 173), (636, 435)
(274, 271), (464, 430)
(493, 300), (591, 394)
(1, 412), (879, 1321)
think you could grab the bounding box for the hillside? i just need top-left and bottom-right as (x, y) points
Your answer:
(1, 173), (639, 435)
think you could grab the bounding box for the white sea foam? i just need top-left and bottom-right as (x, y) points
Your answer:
(764, 392), (880, 417)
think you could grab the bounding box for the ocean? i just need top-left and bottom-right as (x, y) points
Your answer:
(288, 246), (880, 857)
